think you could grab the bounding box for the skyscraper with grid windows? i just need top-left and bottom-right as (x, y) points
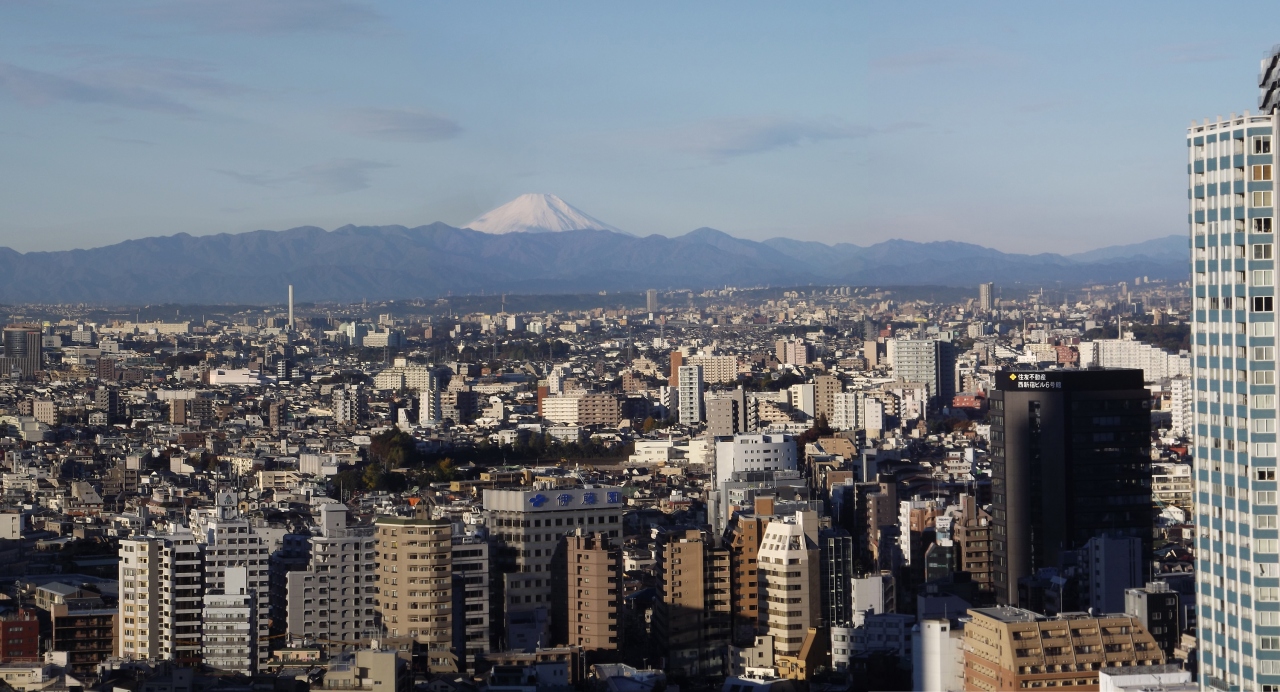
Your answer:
(1191, 46), (1280, 692)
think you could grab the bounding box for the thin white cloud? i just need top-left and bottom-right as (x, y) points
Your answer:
(668, 117), (917, 161)
(0, 61), (197, 115)
(218, 159), (391, 194)
(0, 55), (248, 115)
(340, 108), (462, 143)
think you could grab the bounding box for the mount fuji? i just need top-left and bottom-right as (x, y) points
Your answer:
(0, 193), (1189, 302)
(466, 193), (626, 234)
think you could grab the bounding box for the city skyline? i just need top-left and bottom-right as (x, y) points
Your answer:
(3, 3), (1278, 254)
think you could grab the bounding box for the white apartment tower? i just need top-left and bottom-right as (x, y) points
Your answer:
(677, 364), (704, 425)
(119, 535), (164, 661)
(199, 492), (271, 667)
(284, 503), (378, 654)
(1192, 49), (1280, 691)
(832, 391), (859, 431)
(118, 526), (204, 665)
(419, 376), (443, 426)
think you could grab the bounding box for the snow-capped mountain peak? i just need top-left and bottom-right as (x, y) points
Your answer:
(466, 194), (624, 234)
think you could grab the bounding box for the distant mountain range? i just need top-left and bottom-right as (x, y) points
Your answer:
(0, 195), (1188, 304)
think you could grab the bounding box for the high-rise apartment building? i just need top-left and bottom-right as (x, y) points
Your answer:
(814, 374), (840, 424)
(989, 370), (1152, 608)
(118, 526), (203, 665)
(196, 493), (271, 667)
(725, 512), (769, 641)
(831, 392), (859, 431)
(374, 516), (455, 672)
(419, 379), (442, 426)
(564, 531), (623, 651)
(646, 289), (658, 313)
(757, 512), (821, 657)
(1190, 65), (1280, 689)
(978, 282), (994, 312)
(483, 488), (624, 653)
(654, 527), (732, 676)
(706, 387), (758, 439)
(451, 530), (492, 667)
(951, 494), (994, 600)
(677, 364), (703, 425)
(890, 339), (956, 405)
(284, 504), (377, 655)
(332, 384), (368, 425)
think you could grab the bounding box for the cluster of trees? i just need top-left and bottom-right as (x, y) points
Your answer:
(333, 427), (634, 495)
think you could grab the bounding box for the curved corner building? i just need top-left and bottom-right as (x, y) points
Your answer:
(1192, 45), (1280, 692)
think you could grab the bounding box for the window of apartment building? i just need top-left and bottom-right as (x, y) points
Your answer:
(1256, 244), (1274, 260)
(1256, 165), (1274, 182)
(1258, 218), (1275, 234)
(1256, 191), (1275, 208)
(1257, 136), (1274, 154)
(1255, 296), (1274, 312)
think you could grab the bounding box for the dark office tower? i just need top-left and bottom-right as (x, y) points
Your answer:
(989, 369), (1152, 607)
(1, 327), (42, 381)
(819, 527), (855, 628)
(275, 358), (293, 384)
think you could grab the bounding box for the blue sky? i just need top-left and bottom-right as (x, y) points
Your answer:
(0, 1), (1272, 253)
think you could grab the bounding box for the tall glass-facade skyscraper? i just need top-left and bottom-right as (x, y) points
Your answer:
(1192, 48), (1280, 692)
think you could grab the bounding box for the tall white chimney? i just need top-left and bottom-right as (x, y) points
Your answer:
(288, 284), (294, 331)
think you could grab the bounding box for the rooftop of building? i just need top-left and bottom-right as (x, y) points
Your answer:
(968, 606), (1137, 624)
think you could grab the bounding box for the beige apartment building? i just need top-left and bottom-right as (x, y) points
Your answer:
(963, 607), (1166, 691)
(374, 516), (455, 672)
(565, 531), (622, 651)
(655, 528), (732, 676)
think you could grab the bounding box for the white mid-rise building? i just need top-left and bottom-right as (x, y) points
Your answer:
(677, 365), (704, 425)
(832, 392), (859, 431)
(1169, 375), (1193, 435)
(1079, 339), (1191, 383)
(284, 503), (377, 654)
(686, 355), (738, 384)
(714, 433), (797, 484)
(202, 566), (256, 675)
